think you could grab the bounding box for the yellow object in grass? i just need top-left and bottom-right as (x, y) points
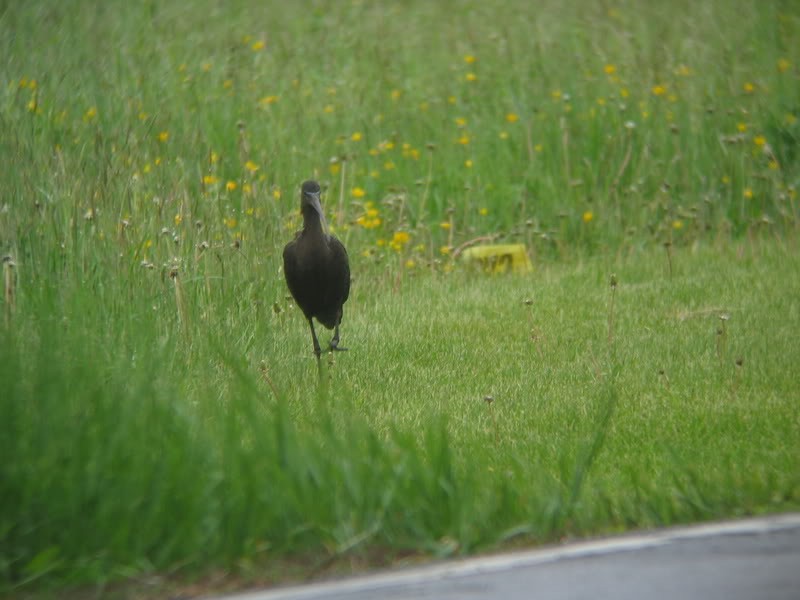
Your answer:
(461, 244), (532, 273)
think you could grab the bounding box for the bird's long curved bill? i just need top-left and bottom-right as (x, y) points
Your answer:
(309, 192), (329, 233)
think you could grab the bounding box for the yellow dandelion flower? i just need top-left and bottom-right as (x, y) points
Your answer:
(464, 54), (477, 64)
(440, 246), (451, 255)
(457, 134), (470, 145)
(351, 131), (363, 142)
(323, 104), (334, 114)
(384, 160), (395, 170)
(226, 181), (238, 192)
(352, 187), (366, 198)
(743, 188), (753, 199)
(777, 58), (791, 73)
(465, 159), (474, 169)
(505, 112), (519, 123)
(329, 163), (341, 176)
(224, 216), (238, 228)
(244, 160), (259, 172)
(243, 183), (253, 195)
(455, 117), (467, 127)
(551, 89), (562, 100)
(604, 64), (617, 75)
(440, 222), (452, 230)
(405, 259), (416, 269)
(534, 143), (543, 153)
(651, 84), (667, 96)
(391, 89), (402, 100)
(743, 82), (755, 94)
(737, 123), (748, 132)
(620, 87), (629, 98)
(144, 239), (153, 249)
(478, 207), (488, 216)
(676, 64), (692, 77)
(465, 72), (478, 82)
(143, 163), (151, 174)
(753, 135), (766, 147)
(202, 62), (212, 72)
(583, 210), (594, 223)
(203, 174), (219, 185)
(157, 131), (169, 142)
(672, 220), (684, 230)
(447, 95), (457, 104)
(251, 40), (265, 51)
(210, 151), (220, 164)
(223, 79), (233, 89)
(259, 95), (279, 105)
(768, 160), (780, 171)
(138, 111), (149, 121)
(272, 188), (282, 200)
(83, 106), (98, 121)
(174, 214), (182, 226)
(392, 231), (410, 244)
(722, 176), (730, 185)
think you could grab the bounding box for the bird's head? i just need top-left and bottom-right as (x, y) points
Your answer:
(300, 180), (328, 232)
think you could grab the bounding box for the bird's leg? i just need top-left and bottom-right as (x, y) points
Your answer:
(328, 325), (347, 352)
(308, 318), (322, 359)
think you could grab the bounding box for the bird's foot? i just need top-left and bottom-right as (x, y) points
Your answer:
(328, 341), (348, 352)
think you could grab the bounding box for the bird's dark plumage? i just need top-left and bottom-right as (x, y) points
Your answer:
(283, 180), (351, 358)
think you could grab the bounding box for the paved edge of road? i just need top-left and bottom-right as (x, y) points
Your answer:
(211, 512), (800, 600)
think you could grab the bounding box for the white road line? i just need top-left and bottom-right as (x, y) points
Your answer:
(213, 513), (800, 600)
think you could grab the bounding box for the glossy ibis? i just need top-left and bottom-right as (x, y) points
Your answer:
(283, 180), (351, 358)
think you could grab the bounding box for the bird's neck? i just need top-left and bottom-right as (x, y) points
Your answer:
(303, 212), (328, 237)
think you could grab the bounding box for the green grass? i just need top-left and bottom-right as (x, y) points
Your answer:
(3, 240), (800, 598)
(2, 0), (800, 597)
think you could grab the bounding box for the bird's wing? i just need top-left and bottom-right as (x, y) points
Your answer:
(282, 239), (302, 299)
(328, 236), (351, 303)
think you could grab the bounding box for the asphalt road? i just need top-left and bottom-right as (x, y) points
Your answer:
(213, 513), (800, 600)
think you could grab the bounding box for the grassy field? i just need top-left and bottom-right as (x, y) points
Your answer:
(2, 0), (800, 597)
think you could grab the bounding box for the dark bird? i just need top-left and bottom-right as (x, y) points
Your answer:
(283, 180), (350, 358)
